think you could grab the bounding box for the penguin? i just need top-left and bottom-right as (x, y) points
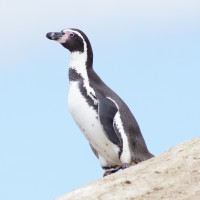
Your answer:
(46, 29), (154, 176)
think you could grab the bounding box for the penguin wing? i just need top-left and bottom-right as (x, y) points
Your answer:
(94, 90), (121, 145)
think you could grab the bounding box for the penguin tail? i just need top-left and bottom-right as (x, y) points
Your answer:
(131, 150), (154, 164)
(129, 127), (155, 163)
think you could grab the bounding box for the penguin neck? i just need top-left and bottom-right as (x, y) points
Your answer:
(69, 47), (93, 79)
(69, 48), (97, 102)
(70, 40), (93, 71)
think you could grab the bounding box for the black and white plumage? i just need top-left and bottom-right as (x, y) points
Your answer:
(46, 29), (154, 176)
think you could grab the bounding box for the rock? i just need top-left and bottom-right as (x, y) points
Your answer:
(56, 137), (200, 200)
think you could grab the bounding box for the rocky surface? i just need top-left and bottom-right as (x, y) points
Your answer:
(56, 137), (200, 200)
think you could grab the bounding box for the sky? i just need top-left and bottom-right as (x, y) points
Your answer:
(0, 0), (200, 199)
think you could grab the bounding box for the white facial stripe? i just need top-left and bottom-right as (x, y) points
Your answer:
(63, 29), (85, 40)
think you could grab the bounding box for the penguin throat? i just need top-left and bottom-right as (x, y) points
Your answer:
(70, 51), (88, 74)
(69, 51), (97, 105)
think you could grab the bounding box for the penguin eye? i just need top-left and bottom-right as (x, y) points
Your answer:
(69, 33), (74, 37)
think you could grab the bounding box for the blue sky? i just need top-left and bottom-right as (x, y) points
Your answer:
(0, 0), (200, 200)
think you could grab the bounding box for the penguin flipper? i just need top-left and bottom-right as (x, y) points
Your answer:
(95, 90), (121, 145)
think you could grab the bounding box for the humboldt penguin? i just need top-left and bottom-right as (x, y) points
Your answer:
(46, 29), (154, 176)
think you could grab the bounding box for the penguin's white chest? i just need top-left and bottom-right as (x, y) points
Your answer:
(68, 81), (121, 165)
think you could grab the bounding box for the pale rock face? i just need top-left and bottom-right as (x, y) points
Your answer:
(55, 137), (200, 200)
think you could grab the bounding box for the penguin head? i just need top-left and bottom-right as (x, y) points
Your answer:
(46, 29), (88, 53)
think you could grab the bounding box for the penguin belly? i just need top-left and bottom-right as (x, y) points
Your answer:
(68, 81), (121, 166)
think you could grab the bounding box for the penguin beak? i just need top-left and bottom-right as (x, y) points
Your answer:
(46, 31), (64, 41)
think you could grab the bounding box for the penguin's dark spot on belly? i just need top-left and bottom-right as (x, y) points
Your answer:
(91, 124), (94, 127)
(106, 143), (108, 146)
